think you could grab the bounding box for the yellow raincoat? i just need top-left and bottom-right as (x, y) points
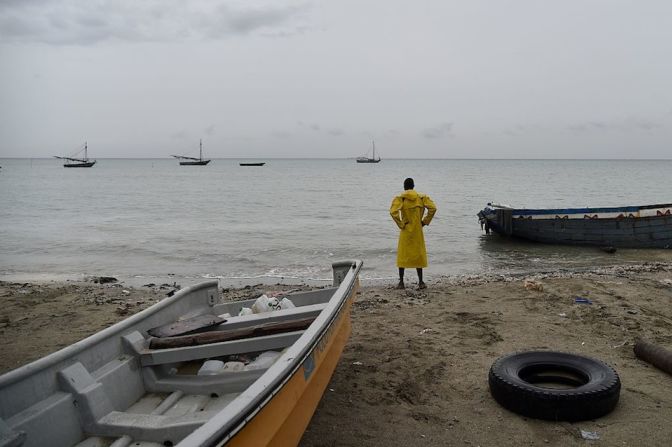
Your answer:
(390, 189), (437, 268)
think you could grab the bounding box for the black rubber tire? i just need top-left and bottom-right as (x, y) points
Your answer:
(488, 351), (621, 421)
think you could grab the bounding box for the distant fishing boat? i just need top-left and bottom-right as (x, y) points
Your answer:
(54, 142), (96, 168)
(239, 162), (265, 166)
(172, 139), (211, 166)
(356, 140), (381, 163)
(478, 203), (672, 248)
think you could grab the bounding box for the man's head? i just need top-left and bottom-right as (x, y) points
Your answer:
(404, 178), (414, 190)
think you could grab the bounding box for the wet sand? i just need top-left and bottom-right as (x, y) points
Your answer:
(1, 264), (672, 446)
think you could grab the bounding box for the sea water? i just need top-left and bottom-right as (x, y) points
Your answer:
(1, 158), (670, 286)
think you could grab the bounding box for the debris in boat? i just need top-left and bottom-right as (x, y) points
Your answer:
(148, 314), (226, 338)
(574, 297), (593, 304)
(523, 279), (543, 291)
(223, 361), (246, 372)
(247, 295), (296, 315)
(238, 307), (253, 316)
(245, 351), (281, 370)
(149, 317), (316, 349)
(198, 360), (225, 375)
(580, 430), (600, 440)
(252, 295), (281, 313)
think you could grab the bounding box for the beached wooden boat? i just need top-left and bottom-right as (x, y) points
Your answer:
(477, 203), (672, 248)
(0, 260), (362, 447)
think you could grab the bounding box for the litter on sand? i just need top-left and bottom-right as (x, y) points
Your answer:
(574, 297), (593, 305)
(580, 430), (600, 440)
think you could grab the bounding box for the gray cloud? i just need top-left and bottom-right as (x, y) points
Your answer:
(422, 122), (454, 139)
(0, 0), (310, 44)
(271, 130), (292, 139)
(170, 130), (190, 141)
(297, 121), (321, 131)
(567, 117), (662, 133)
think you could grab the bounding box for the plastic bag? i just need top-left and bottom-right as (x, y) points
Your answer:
(238, 307), (253, 316)
(279, 297), (295, 309)
(245, 351), (281, 370)
(252, 295), (280, 314)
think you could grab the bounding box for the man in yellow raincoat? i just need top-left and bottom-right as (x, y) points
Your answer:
(390, 178), (437, 289)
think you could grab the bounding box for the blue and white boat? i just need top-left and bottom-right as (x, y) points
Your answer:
(478, 203), (672, 248)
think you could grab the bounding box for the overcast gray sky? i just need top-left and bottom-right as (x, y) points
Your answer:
(1, 0), (671, 159)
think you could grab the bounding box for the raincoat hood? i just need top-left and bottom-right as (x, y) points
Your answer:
(395, 189), (425, 209)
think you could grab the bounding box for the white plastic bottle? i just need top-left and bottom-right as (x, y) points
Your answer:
(198, 360), (224, 375)
(252, 295), (280, 313)
(279, 297), (295, 309)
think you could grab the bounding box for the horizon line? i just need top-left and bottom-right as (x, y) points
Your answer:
(2, 156), (672, 161)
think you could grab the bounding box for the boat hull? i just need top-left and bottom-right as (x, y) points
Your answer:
(356, 159), (380, 163)
(239, 163), (265, 166)
(64, 161), (96, 168)
(179, 160), (211, 166)
(479, 204), (672, 248)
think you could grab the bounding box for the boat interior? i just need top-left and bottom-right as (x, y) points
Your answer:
(0, 285), (341, 447)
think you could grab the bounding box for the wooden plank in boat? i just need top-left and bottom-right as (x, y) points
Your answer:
(149, 316), (316, 349)
(148, 315), (226, 338)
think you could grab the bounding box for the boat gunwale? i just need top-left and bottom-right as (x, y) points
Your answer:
(0, 280), (219, 388)
(179, 259), (362, 447)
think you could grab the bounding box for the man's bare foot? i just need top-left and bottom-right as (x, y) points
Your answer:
(396, 281), (405, 289)
(418, 281), (427, 289)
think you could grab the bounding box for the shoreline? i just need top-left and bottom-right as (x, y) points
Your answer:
(1, 260), (670, 289)
(1, 262), (672, 445)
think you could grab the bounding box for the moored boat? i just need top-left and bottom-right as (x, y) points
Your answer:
(54, 142), (96, 168)
(239, 162), (265, 166)
(356, 140), (381, 163)
(477, 203), (672, 248)
(172, 139), (211, 166)
(0, 260), (362, 447)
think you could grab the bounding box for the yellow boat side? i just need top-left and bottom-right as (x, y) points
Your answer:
(225, 278), (359, 447)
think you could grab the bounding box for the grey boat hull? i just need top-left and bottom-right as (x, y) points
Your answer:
(478, 204), (672, 248)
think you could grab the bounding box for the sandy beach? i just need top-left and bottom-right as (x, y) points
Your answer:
(2, 263), (672, 446)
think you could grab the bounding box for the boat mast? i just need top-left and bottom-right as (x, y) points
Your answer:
(372, 140), (376, 160)
(200, 139), (203, 161)
(84, 141), (88, 161)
